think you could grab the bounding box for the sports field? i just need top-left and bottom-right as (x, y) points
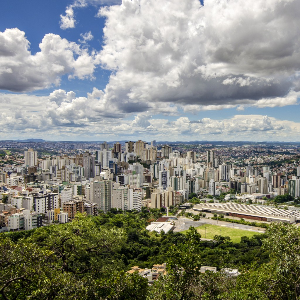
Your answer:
(183, 224), (261, 243)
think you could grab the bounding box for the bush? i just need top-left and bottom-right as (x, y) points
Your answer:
(211, 216), (269, 228)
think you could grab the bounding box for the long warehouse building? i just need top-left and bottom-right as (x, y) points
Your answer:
(194, 203), (300, 224)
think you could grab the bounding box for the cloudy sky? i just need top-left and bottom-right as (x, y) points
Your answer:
(0, 0), (300, 142)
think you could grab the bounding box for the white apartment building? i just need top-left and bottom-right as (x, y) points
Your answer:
(24, 149), (38, 167)
(112, 184), (129, 210)
(128, 188), (142, 211)
(33, 193), (59, 214)
(58, 212), (68, 223)
(8, 213), (24, 231)
(11, 196), (23, 209)
(23, 210), (42, 230)
(60, 186), (73, 207)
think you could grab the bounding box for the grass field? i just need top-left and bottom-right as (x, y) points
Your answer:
(3, 150), (11, 155)
(183, 224), (261, 243)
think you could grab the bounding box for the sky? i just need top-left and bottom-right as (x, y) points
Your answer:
(0, 0), (300, 142)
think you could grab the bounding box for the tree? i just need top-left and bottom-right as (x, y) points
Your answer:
(273, 194), (294, 203)
(214, 235), (231, 244)
(149, 227), (202, 300)
(193, 214), (200, 221)
(262, 223), (300, 298)
(2, 195), (8, 204)
(0, 237), (86, 300)
(189, 193), (198, 199)
(229, 223), (300, 299)
(190, 197), (201, 204)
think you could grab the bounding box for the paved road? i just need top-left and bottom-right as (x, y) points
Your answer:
(173, 217), (266, 233)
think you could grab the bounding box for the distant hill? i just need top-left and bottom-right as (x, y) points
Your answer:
(17, 139), (45, 143)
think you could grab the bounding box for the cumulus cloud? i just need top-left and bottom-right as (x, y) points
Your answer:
(1, 90), (300, 141)
(143, 115), (300, 141)
(2, 0), (300, 140)
(0, 88), (300, 141)
(0, 28), (98, 92)
(44, 87), (179, 125)
(79, 31), (94, 44)
(95, 0), (300, 113)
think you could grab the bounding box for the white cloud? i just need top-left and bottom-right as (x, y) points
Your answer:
(79, 31), (94, 44)
(1, 89), (300, 141)
(0, 28), (98, 92)
(252, 91), (299, 108)
(95, 0), (300, 112)
(60, 1), (86, 30)
(60, 6), (76, 29)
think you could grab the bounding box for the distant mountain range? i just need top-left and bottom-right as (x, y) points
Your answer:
(16, 139), (46, 143)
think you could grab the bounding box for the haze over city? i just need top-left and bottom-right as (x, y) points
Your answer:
(1, 0), (300, 141)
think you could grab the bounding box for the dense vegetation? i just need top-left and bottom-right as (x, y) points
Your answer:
(1, 209), (299, 299)
(211, 215), (269, 228)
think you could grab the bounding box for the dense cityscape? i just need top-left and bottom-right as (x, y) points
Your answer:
(1, 139), (300, 231)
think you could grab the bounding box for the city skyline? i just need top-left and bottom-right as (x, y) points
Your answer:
(1, 0), (300, 142)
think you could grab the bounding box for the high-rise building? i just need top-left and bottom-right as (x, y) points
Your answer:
(272, 175), (281, 188)
(241, 183), (248, 193)
(125, 141), (134, 153)
(112, 184), (129, 210)
(150, 189), (181, 209)
(24, 149), (38, 167)
(289, 178), (300, 198)
(100, 142), (109, 151)
(96, 149), (112, 168)
(90, 180), (112, 213)
(113, 142), (122, 154)
(258, 177), (268, 194)
(33, 193), (59, 214)
(219, 164), (231, 181)
(170, 176), (184, 191)
(207, 150), (214, 167)
(159, 170), (170, 190)
(187, 151), (196, 163)
(208, 179), (216, 196)
(246, 166), (253, 177)
(63, 200), (85, 220)
(100, 180), (112, 213)
(83, 152), (95, 179)
(60, 186), (73, 207)
(149, 147), (157, 162)
(161, 145), (172, 158)
(213, 156), (222, 168)
(135, 140), (146, 158)
(128, 188), (142, 211)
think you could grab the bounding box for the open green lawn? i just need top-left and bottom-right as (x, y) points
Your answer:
(183, 224), (261, 243)
(3, 150), (11, 155)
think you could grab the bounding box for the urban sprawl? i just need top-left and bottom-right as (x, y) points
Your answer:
(1, 140), (300, 232)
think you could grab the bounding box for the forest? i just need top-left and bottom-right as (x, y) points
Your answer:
(0, 208), (299, 299)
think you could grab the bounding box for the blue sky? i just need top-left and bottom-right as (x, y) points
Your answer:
(0, 0), (299, 142)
